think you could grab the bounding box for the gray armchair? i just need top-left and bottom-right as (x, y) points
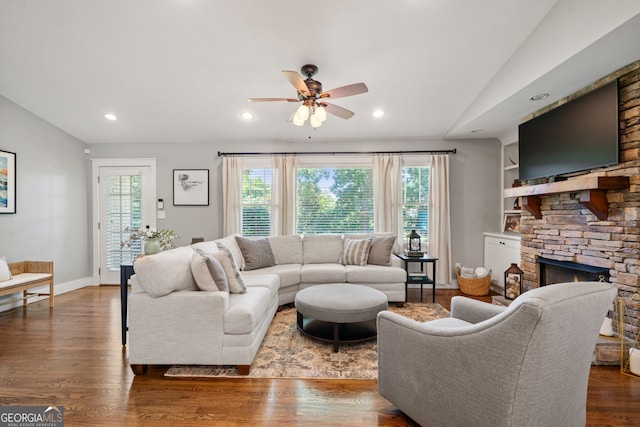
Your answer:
(377, 281), (617, 427)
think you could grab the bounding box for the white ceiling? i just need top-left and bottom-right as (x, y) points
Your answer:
(1, 0), (640, 145)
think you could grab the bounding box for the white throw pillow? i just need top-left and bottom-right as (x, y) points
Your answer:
(341, 238), (373, 266)
(213, 248), (247, 294)
(0, 257), (12, 281)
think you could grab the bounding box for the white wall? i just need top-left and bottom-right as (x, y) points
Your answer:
(0, 95), (91, 308)
(89, 138), (501, 279)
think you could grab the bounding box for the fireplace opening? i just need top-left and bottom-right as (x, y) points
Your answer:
(537, 257), (610, 286)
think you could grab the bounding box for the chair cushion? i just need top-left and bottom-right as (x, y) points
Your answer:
(235, 236), (276, 271)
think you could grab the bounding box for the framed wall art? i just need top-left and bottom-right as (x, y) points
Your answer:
(503, 213), (521, 233)
(173, 169), (209, 206)
(0, 150), (16, 214)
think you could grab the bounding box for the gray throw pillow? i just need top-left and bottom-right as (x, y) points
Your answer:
(190, 250), (229, 292)
(213, 248), (247, 294)
(341, 237), (373, 266)
(235, 236), (276, 271)
(367, 235), (397, 266)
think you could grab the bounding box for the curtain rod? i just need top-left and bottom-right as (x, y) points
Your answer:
(217, 149), (456, 157)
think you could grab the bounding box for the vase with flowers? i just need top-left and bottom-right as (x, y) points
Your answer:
(121, 226), (179, 255)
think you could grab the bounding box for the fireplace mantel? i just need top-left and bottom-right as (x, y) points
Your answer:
(503, 175), (629, 220)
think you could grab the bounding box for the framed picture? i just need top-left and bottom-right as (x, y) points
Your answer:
(173, 169), (209, 206)
(503, 213), (521, 233)
(0, 150), (16, 214)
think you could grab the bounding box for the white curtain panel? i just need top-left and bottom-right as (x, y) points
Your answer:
(373, 154), (401, 248)
(273, 155), (297, 235)
(222, 156), (243, 236)
(428, 154), (452, 285)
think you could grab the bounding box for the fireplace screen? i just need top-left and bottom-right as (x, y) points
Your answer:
(538, 258), (609, 286)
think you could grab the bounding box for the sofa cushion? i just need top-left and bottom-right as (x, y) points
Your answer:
(268, 235), (303, 264)
(241, 264), (300, 288)
(212, 248), (247, 294)
(190, 250), (229, 292)
(224, 286), (275, 334)
(214, 234), (245, 270)
(242, 273), (280, 295)
(133, 246), (197, 297)
(301, 263), (347, 283)
(346, 264), (406, 284)
(235, 236), (276, 271)
(303, 234), (343, 264)
(341, 237), (373, 266)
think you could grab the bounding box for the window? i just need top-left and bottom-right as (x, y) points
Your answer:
(242, 167), (272, 236)
(106, 174), (142, 267)
(401, 166), (429, 247)
(239, 157), (431, 240)
(296, 167), (373, 235)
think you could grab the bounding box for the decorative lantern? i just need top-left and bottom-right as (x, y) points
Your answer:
(504, 263), (524, 300)
(407, 230), (423, 256)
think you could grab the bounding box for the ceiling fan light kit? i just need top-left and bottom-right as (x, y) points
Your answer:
(249, 64), (368, 127)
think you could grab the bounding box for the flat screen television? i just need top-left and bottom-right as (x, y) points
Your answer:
(518, 80), (619, 182)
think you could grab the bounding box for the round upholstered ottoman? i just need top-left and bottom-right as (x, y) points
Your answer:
(294, 284), (388, 352)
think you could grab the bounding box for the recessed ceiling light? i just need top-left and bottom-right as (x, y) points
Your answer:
(104, 113), (117, 121)
(241, 112), (254, 120)
(372, 110), (384, 118)
(529, 93), (550, 101)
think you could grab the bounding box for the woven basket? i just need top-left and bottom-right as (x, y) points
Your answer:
(456, 266), (491, 296)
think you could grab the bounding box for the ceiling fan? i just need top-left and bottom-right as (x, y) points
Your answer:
(248, 64), (368, 127)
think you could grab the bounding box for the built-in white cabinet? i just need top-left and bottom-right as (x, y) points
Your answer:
(483, 232), (521, 295)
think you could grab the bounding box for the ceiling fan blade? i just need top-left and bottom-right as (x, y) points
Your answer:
(248, 97), (299, 102)
(324, 102), (355, 120)
(319, 82), (368, 99)
(282, 70), (310, 97)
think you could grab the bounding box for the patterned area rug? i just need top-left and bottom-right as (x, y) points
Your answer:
(164, 302), (449, 380)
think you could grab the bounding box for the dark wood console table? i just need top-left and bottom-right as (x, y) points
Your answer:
(120, 264), (134, 346)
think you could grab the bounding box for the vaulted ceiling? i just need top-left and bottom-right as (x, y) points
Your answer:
(1, 1), (640, 144)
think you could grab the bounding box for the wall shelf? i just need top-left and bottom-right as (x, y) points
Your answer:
(503, 176), (629, 220)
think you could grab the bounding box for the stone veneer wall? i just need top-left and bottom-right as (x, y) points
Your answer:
(519, 60), (640, 339)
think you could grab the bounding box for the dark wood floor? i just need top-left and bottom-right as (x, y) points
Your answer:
(0, 286), (638, 426)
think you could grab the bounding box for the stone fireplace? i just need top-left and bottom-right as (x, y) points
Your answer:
(517, 60), (640, 341)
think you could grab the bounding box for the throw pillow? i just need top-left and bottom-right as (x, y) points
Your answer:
(190, 251), (229, 292)
(367, 235), (397, 266)
(0, 256), (12, 281)
(341, 237), (373, 266)
(213, 248), (247, 294)
(235, 236), (276, 271)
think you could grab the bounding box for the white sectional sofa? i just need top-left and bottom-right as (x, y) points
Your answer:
(128, 233), (406, 375)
